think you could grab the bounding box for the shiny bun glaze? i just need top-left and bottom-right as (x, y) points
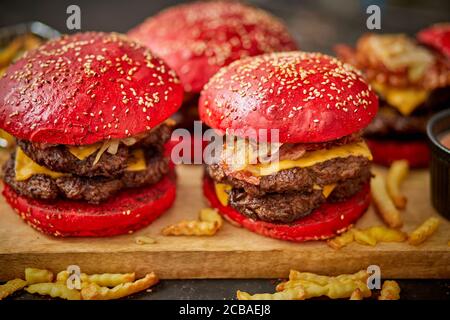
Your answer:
(128, 1), (297, 93)
(0, 32), (183, 145)
(199, 51), (378, 143)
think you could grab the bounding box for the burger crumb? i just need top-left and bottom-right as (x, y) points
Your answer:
(135, 236), (157, 245)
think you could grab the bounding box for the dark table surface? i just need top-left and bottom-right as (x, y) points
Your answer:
(1, 0), (450, 300)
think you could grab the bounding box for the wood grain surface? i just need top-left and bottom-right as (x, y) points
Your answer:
(0, 165), (449, 280)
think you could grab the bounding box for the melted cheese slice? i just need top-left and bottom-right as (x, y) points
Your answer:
(245, 141), (372, 176)
(67, 143), (101, 160)
(215, 183), (232, 206)
(15, 147), (147, 181)
(371, 81), (429, 116)
(126, 149), (146, 172)
(15, 147), (67, 181)
(322, 184), (336, 198)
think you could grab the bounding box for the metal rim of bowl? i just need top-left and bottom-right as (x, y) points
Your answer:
(426, 108), (450, 155)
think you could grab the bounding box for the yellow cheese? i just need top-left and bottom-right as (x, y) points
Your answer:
(371, 81), (429, 116)
(126, 149), (146, 172)
(15, 147), (67, 181)
(0, 129), (14, 148)
(322, 184), (336, 198)
(214, 183), (232, 206)
(67, 143), (101, 160)
(245, 141), (373, 176)
(313, 184), (337, 198)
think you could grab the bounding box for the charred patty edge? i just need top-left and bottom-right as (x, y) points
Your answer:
(3, 149), (169, 204)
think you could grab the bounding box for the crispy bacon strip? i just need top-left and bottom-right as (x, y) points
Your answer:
(335, 33), (450, 89)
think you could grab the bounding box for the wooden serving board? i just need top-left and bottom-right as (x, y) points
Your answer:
(0, 165), (449, 280)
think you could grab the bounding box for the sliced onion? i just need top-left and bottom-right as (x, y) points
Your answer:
(121, 137), (137, 146)
(107, 140), (119, 154)
(93, 141), (111, 165)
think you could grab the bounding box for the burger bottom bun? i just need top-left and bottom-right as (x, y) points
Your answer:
(3, 169), (176, 237)
(203, 175), (370, 242)
(367, 139), (430, 168)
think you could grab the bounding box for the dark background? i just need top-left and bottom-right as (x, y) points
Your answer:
(1, 0), (450, 54)
(1, 0), (449, 300)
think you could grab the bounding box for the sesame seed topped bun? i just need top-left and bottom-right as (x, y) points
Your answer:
(0, 32), (183, 145)
(417, 23), (450, 58)
(199, 51), (378, 143)
(128, 1), (297, 93)
(0, 32), (183, 237)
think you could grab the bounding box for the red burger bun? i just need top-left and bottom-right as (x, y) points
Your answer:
(203, 176), (370, 242)
(199, 52), (378, 143)
(3, 169), (177, 237)
(417, 23), (450, 58)
(0, 32), (183, 145)
(128, 1), (297, 93)
(366, 139), (430, 168)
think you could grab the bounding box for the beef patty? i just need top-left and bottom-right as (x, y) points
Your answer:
(207, 152), (371, 223)
(229, 175), (368, 223)
(206, 156), (371, 197)
(3, 150), (169, 204)
(365, 88), (450, 139)
(17, 123), (171, 178)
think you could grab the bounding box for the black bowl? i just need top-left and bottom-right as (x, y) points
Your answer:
(427, 108), (450, 219)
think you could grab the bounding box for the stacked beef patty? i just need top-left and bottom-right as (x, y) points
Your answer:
(206, 134), (372, 224)
(3, 124), (171, 204)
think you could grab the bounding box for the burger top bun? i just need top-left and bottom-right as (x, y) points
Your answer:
(417, 23), (450, 58)
(0, 32), (183, 145)
(199, 52), (378, 143)
(128, 1), (297, 93)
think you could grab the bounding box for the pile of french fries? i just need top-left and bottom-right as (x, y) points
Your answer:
(0, 268), (158, 300)
(237, 269), (400, 300)
(328, 160), (441, 249)
(162, 208), (223, 236)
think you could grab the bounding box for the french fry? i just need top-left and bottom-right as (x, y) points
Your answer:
(56, 271), (135, 287)
(237, 287), (305, 300)
(408, 217), (441, 246)
(327, 229), (354, 250)
(80, 272), (158, 300)
(25, 283), (81, 300)
(25, 268), (54, 284)
(240, 269), (372, 301)
(0, 37), (22, 68)
(386, 160), (409, 209)
(350, 288), (364, 300)
(280, 270), (370, 297)
(0, 279), (27, 300)
(353, 226), (406, 246)
(367, 226), (406, 242)
(83, 273), (136, 287)
(378, 280), (400, 300)
(162, 208), (223, 236)
(353, 229), (377, 246)
(328, 226), (406, 249)
(371, 174), (403, 228)
(277, 278), (371, 299)
(135, 236), (157, 245)
(288, 269), (368, 284)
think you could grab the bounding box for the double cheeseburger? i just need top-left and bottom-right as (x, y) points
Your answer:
(200, 52), (378, 241)
(335, 27), (450, 167)
(128, 0), (297, 131)
(0, 32), (183, 237)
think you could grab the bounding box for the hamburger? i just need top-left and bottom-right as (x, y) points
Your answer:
(128, 1), (297, 132)
(335, 29), (450, 167)
(199, 52), (378, 241)
(0, 32), (183, 237)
